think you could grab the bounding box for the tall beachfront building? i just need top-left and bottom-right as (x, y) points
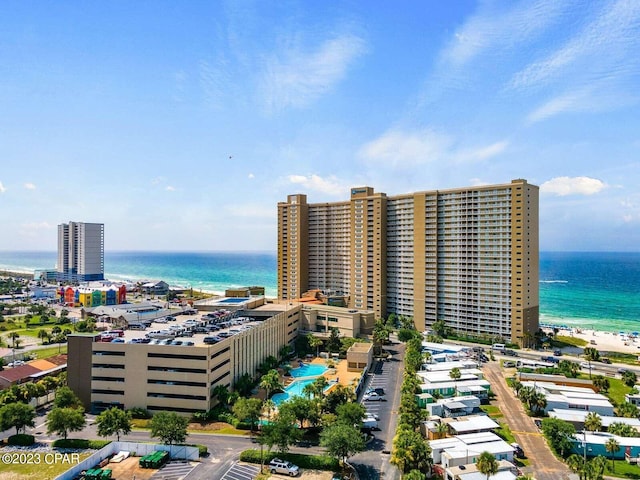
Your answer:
(57, 221), (105, 282)
(277, 179), (539, 346)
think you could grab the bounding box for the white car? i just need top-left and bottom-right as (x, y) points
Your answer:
(580, 362), (592, 369)
(269, 458), (299, 477)
(363, 392), (386, 401)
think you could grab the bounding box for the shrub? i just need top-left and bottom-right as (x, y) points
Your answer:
(52, 439), (111, 449)
(239, 449), (339, 470)
(183, 443), (208, 457)
(8, 434), (34, 446)
(127, 407), (151, 419)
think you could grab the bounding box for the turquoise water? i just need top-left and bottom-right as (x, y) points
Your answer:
(271, 379), (315, 406)
(1, 250), (639, 333)
(290, 364), (328, 378)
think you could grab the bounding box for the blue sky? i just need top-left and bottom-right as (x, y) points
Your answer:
(0, 1), (639, 252)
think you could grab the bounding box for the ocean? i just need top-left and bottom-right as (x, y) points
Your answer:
(0, 250), (638, 333)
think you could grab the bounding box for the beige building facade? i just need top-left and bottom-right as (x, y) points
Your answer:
(68, 308), (299, 413)
(277, 180), (539, 345)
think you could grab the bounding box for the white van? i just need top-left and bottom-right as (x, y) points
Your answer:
(491, 343), (505, 352)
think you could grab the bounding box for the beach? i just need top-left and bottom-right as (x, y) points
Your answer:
(543, 325), (640, 355)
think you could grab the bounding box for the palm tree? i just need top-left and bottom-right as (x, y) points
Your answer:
(531, 391), (547, 416)
(605, 437), (620, 473)
(307, 334), (323, 358)
(37, 329), (49, 344)
(259, 369), (282, 401)
(434, 422), (448, 439)
(8, 332), (20, 349)
(449, 367), (461, 396)
(583, 347), (600, 379)
(584, 412), (602, 433)
(566, 454), (586, 479)
(476, 451), (498, 480)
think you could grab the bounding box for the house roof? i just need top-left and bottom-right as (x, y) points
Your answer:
(0, 365), (40, 383)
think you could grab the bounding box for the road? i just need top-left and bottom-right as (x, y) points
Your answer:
(350, 339), (405, 480)
(483, 361), (571, 480)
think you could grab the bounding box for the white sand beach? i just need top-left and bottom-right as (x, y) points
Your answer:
(543, 326), (640, 355)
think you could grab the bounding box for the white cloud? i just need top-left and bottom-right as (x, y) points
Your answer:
(261, 33), (366, 111)
(165, 186), (176, 192)
(540, 176), (607, 196)
(454, 141), (509, 162)
(510, 0), (640, 90)
(443, 0), (568, 67)
(286, 174), (345, 196)
(358, 128), (453, 167)
(0, 182), (5, 193)
(359, 128), (507, 167)
(248, 173), (255, 179)
(24, 183), (36, 190)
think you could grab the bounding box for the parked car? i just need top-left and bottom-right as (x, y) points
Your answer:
(503, 361), (516, 368)
(618, 367), (628, 374)
(601, 358), (612, 364)
(553, 349), (563, 356)
(363, 392), (386, 402)
(366, 387), (385, 396)
(580, 362), (592, 369)
(504, 349), (518, 357)
(269, 458), (299, 477)
(511, 442), (524, 458)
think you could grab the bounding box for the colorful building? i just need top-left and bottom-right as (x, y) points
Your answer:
(59, 285), (126, 307)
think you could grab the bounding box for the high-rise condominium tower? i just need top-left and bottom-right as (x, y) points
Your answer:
(57, 222), (105, 282)
(277, 179), (539, 346)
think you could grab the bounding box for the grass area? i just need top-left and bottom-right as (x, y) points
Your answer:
(0, 451), (93, 479)
(480, 404), (503, 418)
(608, 352), (640, 367)
(495, 421), (515, 443)
(30, 344), (68, 358)
(604, 459), (640, 479)
(553, 335), (588, 348)
(607, 377), (633, 406)
(131, 418), (249, 436)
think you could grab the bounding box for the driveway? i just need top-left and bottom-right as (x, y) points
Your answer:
(483, 361), (571, 480)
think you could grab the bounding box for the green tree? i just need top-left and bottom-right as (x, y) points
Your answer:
(608, 422), (638, 437)
(307, 334), (324, 358)
(617, 401), (639, 418)
(232, 397), (263, 437)
(476, 451), (499, 480)
(335, 402), (366, 427)
(592, 375), (610, 393)
(373, 320), (391, 356)
(567, 454), (586, 480)
(303, 375), (328, 399)
(605, 437), (620, 473)
(327, 327), (341, 353)
(584, 412), (602, 433)
(279, 396), (317, 429)
(54, 386), (82, 409)
(622, 370), (637, 387)
(0, 402), (36, 435)
(404, 471), (426, 480)
(583, 347), (600, 379)
(324, 385), (356, 414)
(259, 369), (282, 401)
(95, 407), (132, 441)
(390, 426), (432, 474)
(37, 329), (49, 344)
(212, 384), (230, 408)
(149, 411), (189, 445)
(46, 407), (86, 440)
(234, 373), (254, 397)
(449, 367), (461, 396)
(432, 319), (447, 338)
(541, 417), (576, 457)
(8, 331), (20, 349)
(260, 408), (301, 455)
(320, 422), (365, 466)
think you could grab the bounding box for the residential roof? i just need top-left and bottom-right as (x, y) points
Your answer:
(550, 409), (640, 428)
(447, 416), (500, 434)
(28, 359), (56, 371)
(0, 365), (40, 383)
(443, 440), (514, 459)
(579, 431), (640, 447)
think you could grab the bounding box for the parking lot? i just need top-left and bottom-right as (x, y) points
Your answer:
(219, 461), (261, 480)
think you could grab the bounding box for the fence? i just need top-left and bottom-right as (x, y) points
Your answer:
(53, 441), (199, 480)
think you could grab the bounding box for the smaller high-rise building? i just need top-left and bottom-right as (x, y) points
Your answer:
(57, 222), (104, 282)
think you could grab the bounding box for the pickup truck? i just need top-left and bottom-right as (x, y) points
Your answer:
(542, 356), (560, 364)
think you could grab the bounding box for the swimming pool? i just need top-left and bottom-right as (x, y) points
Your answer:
(217, 297), (249, 304)
(290, 363), (328, 378)
(271, 378), (331, 406)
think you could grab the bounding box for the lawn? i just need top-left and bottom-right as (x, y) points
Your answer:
(607, 352), (640, 367)
(604, 458), (640, 479)
(480, 405), (503, 418)
(607, 377), (633, 406)
(0, 451), (93, 479)
(553, 336), (588, 348)
(31, 344), (68, 358)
